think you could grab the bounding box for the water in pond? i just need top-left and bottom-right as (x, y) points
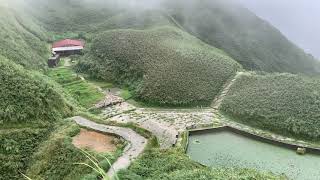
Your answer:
(187, 131), (320, 180)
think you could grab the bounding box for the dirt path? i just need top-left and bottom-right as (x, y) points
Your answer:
(72, 129), (117, 153)
(72, 116), (147, 178)
(211, 72), (244, 110)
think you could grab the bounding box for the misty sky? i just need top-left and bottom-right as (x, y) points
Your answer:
(238, 0), (320, 59)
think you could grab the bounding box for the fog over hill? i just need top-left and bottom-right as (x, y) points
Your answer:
(239, 0), (320, 59)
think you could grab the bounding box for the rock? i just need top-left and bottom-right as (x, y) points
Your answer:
(296, 147), (307, 155)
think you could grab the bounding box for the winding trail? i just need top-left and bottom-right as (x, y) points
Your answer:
(72, 116), (147, 178)
(211, 72), (244, 110)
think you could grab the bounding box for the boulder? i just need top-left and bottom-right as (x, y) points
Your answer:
(296, 147), (307, 155)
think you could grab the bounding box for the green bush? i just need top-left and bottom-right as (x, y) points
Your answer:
(117, 149), (202, 179)
(47, 67), (104, 108)
(0, 6), (49, 69)
(77, 26), (240, 106)
(0, 127), (52, 180)
(26, 120), (121, 180)
(220, 73), (320, 139)
(0, 57), (73, 123)
(157, 168), (285, 180)
(117, 149), (283, 180)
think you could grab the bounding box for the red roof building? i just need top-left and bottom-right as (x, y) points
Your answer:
(52, 39), (84, 55)
(52, 39), (84, 48)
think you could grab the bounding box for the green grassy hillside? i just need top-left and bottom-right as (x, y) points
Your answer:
(166, 0), (320, 74)
(1, 0), (320, 179)
(0, 55), (75, 179)
(25, 0), (170, 34)
(46, 66), (105, 108)
(0, 5), (49, 69)
(76, 26), (241, 106)
(0, 126), (53, 180)
(24, 0), (320, 75)
(220, 72), (320, 140)
(0, 56), (72, 123)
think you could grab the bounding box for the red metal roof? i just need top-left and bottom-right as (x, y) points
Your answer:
(52, 39), (84, 48)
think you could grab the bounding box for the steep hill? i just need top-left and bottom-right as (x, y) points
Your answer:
(166, 0), (320, 74)
(25, 0), (172, 34)
(25, 0), (320, 75)
(0, 56), (72, 123)
(0, 55), (74, 179)
(220, 72), (320, 139)
(76, 26), (241, 106)
(1, 0), (320, 179)
(0, 5), (49, 69)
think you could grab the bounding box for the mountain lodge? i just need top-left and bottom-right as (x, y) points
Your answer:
(52, 39), (84, 55)
(48, 39), (84, 68)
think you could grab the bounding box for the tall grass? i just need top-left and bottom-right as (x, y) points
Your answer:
(77, 26), (240, 106)
(46, 66), (104, 108)
(75, 150), (119, 180)
(221, 72), (320, 140)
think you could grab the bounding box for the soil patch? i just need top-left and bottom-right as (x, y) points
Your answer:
(72, 129), (117, 153)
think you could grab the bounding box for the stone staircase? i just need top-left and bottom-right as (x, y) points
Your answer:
(211, 72), (244, 110)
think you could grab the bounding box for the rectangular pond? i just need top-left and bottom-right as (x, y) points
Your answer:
(187, 129), (320, 180)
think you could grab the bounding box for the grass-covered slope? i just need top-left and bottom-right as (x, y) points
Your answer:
(167, 0), (320, 74)
(0, 56), (75, 179)
(25, 120), (121, 180)
(0, 5), (49, 69)
(118, 149), (283, 180)
(0, 56), (72, 123)
(220, 72), (320, 139)
(26, 0), (171, 34)
(0, 126), (53, 180)
(77, 26), (241, 106)
(21, 0), (320, 74)
(47, 66), (104, 108)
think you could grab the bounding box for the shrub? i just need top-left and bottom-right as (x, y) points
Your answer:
(26, 120), (121, 180)
(117, 149), (283, 180)
(117, 149), (202, 179)
(0, 57), (73, 123)
(0, 6), (49, 69)
(0, 127), (52, 180)
(77, 26), (240, 106)
(47, 67), (104, 108)
(220, 73), (320, 139)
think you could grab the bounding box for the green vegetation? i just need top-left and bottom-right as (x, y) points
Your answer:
(77, 26), (240, 106)
(117, 149), (283, 180)
(87, 80), (113, 90)
(0, 126), (52, 180)
(220, 72), (320, 140)
(2, 0), (320, 179)
(26, 0), (171, 33)
(47, 67), (104, 108)
(0, 56), (72, 123)
(0, 5), (49, 69)
(167, 0), (320, 74)
(26, 120), (122, 180)
(0, 55), (73, 179)
(120, 89), (133, 100)
(20, 0), (320, 75)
